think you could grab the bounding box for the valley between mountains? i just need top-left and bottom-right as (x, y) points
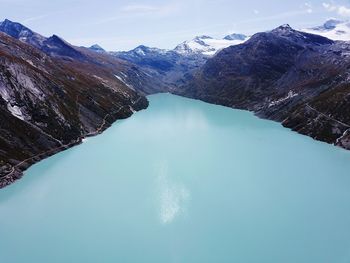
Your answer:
(0, 19), (350, 187)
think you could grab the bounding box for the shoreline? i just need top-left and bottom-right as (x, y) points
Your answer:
(2, 92), (349, 189)
(171, 92), (350, 152)
(0, 96), (148, 189)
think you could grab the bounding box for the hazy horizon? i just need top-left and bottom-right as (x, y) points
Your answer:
(1, 0), (350, 51)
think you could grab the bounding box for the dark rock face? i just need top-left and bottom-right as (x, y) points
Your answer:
(41, 35), (88, 60)
(177, 25), (350, 150)
(0, 19), (159, 94)
(0, 19), (46, 47)
(0, 23), (149, 187)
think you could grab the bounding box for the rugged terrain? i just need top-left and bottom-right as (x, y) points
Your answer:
(1, 19), (350, 188)
(0, 20), (150, 187)
(112, 45), (207, 91)
(110, 34), (248, 90)
(177, 25), (350, 150)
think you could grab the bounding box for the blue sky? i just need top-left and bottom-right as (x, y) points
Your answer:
(1, 0), (350, 51)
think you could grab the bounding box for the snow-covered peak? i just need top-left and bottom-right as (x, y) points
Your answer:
(174, 34), (248, 56)
(302, 19), (350, 41)
(133, 45), (168, 55)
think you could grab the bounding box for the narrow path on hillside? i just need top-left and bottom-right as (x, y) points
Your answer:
(305, 104), (350, 128)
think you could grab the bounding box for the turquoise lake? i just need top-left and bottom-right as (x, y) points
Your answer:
(1, 93), (350, 263)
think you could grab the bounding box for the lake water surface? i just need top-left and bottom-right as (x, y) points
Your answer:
(1, 94), (350, 263)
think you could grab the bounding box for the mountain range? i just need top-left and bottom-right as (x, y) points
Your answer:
(0, 19), (153, 187)
(0, 18), (350, 187)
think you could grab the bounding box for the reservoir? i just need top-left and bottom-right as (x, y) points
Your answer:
(1, 93), (350, 263)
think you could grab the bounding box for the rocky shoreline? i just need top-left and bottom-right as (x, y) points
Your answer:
(0, 96), (149, 189)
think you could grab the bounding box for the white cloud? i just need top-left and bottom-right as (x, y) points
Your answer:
(322, 2), (350, 16)
(322, 3), (337, 11)
(120, 3), (180, 16)
(237, 9), (312, 25)
(22, 14), (50, 24)
(338, 6), (350, 16)
(121, 4), (159, 13)
(304, 2), (313, 13)
(87, 2), (181, 26)
(253, 10), (259, 15)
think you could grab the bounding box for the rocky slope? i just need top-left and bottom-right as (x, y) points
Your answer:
(177, 25), (350, 150)
(0, 21), (150, 187)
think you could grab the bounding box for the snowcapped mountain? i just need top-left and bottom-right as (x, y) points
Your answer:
(114, 45), (168, 58)
(112, 45), (207, 89)
(174, 34), (248, 56)
(303, 19), (350, 41)
(111, 33), (249, 89)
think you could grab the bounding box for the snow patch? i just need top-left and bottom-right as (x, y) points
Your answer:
(269, 91), (299, 107)
(114, 74), (135, 91)
(7, 104), (25, 120)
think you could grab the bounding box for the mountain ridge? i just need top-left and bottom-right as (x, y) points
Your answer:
(176, 25), (350, 150)
(0, 20), (150, 187)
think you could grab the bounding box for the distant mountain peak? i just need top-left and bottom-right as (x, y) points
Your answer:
(1, 18), (18, 25)
(273, 24), (294, 32)
(194, 35), (213, 40)
(174, 33), (248, 56)
(268, 24), (334, 46)
(89, 44), (105, 53)
(135, 45), (148, 50)
(47, 34), (70, 46)
(0, 19), (47, 48)
(0, 19), (33, 37)
(133, 45), (167, 54)
(223, 33), (247, 41)
(302, 19), (350, 41)
(323, 19), (345, 29)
